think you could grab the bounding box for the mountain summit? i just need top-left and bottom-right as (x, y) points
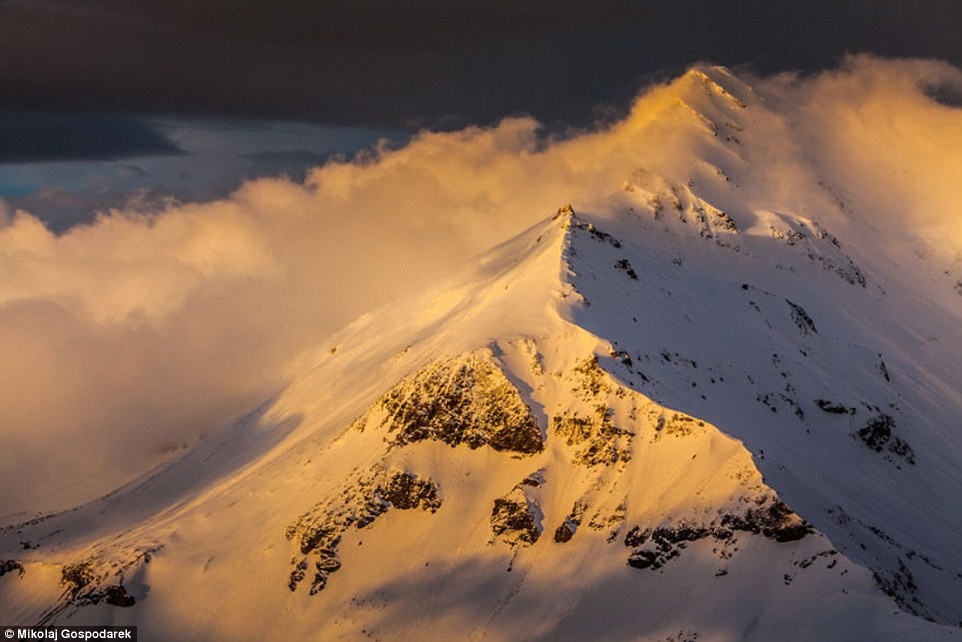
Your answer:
(2, 66), (962, 641)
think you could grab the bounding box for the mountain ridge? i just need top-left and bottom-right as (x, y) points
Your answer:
(3, 203), (960, 639)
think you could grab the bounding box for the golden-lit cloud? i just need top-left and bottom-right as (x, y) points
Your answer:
(1, 56), (960, 515)
(755, 55), (962, 254)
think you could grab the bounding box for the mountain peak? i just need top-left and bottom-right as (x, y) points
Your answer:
(4, 65), (962, 640)
(681, 65), (752, 108)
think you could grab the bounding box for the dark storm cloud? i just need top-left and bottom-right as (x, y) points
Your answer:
(0, 112), (183, 163)
(2, 0), (961, 130)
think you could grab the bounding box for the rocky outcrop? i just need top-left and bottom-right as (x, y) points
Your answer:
(59, 561), (136, 608)
(614, 258), (639, 280)
(653, 413), (706, 439)
(0, 559), (24, 578)
(358, 351), (544, 455)
(553, 500), (587, 543)
(786, 299), (817, 335)
(624, 497), (813, 571)
(552, 405), (632, 467)
(814, 399), (854, 415)
(854, 414), (915, 465)
(569, 356), (611, 400)
(287, 467), (441, 594)
(490, 477), (543, 547)
(32, 546), (154, 623)
(556, 205), (623, 248)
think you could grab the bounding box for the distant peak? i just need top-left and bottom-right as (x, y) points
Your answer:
(680, 66), (750, 109)
(553, 203), (577, 220)
(552, 203), (580, 231)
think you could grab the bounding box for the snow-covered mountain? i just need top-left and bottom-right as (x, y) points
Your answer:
(2, 66), (961, 641)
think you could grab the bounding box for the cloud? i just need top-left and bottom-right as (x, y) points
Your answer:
(748, 54), (962, 254)
(1, 56), (961, 516)
(0, 112), (183, 163)
(0, 118), (394, 232)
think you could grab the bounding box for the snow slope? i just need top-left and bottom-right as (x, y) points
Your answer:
(2, 66), (961, 641)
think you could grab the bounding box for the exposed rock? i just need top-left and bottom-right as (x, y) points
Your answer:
(854, 414), (915, 465)
(723, 500), (815, 543)
(711, 208), (738, 232)
(560, 209), (623, 248)
(624, 497), (813, 571)
(59, 562), (136, 607)
(104, 585), (136, 607)
(491, 482), (542, 547)
(625, 524), (708, 570)
(877, 355), (891, 382)
(771, 226), (806, 246)
(814, 399), (853, 415)
(554, 500), (587, 543)
(586, 224), (622, 248)
(569, 356), (610, 400)
(288, 559), (307, 591)
(382, 471), (442, 511)
(614, 258), (639, 280)
(553, 203), (576, 221)
(0, 559), (24, 578)
(553, 405), (632, 467)
(588, 498), (628, 543)
(786, 299), (817, 335)
(287, 467), (441, 593)
(61, 561), (96, 598)
(874, 560), (929, 620)
(554, 521), (576, 544)
(608, 348), (633, 367)
(654, 413), (705, 439)
(361, 351), (543, 455)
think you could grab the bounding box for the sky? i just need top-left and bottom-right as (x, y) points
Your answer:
(1, 3), (962, 515)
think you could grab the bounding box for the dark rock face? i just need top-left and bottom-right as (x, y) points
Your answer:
(712, 209), (738, 232)
(614, 258), (639, 280)
(855, 414), (915, 465)
(287, 467), (442, 594)
(383, 471), (442, 511)
(556, 205), (624, 249)
(624, 499), (813, 571)
(874, 560), (927, 619)
(554, 501), (587, 544)
(814, 399), (853, 414)
(570, 356), (609, 399)
(60, 562), (135, 607)
(553, 357), (634, 467)
(365, 353), (544, 455)
(624, 525), (709, 570)
(786, 299), (817, 335)
(491, 480), (543, 547)
(877, 355), (891, 382)
(726, 501), (815, 543)
(554, 521), (576, 543)
(61, 562), (96, 597)
(553, 406), (633, 467)
(491, 498), (541, 545)
(0, 559), (24, 578)
(104, 585), (136, 607)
